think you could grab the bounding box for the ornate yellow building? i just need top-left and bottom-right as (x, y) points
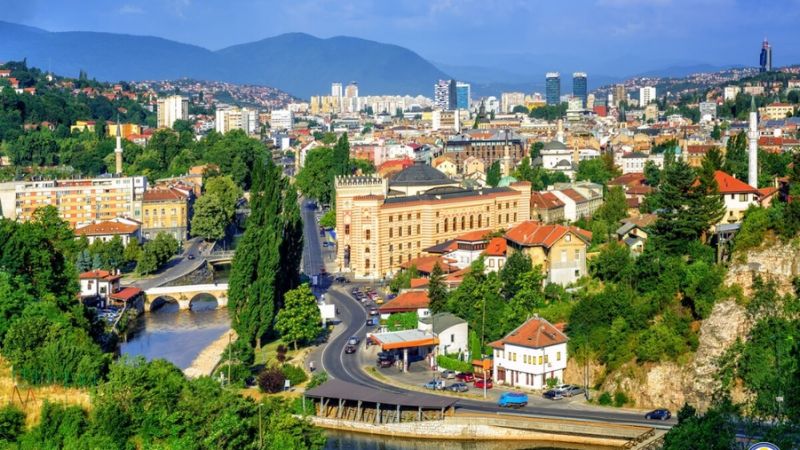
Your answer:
(335, 162), (532, 280)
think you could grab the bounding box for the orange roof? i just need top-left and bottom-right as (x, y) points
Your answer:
(379, 290), (429, 313)
(143, 188), (188, 202)
(454, 229), (492, 242)
(110, 287), (142, 301)
(505, 221), (590, 248)
(530, 191), (564, 210)
(489, 316), (568, 349)
(757, 186), (778, 198)
(409, 278), (430, 289)
(686, 145), (717, 155)
(75, 221), (139, 236)
(559, 188), (587, 203)
(79, 269), (120, 282)
(400, 255), (459, 274)
(484, 237), (507, 257)
(608, 173), (645, 187)
(713, 170), (758, 194)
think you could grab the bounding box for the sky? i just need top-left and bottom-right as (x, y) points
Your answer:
(3, 0), (800, 78)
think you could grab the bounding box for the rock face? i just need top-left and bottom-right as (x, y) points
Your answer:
(593, 243), (800, 410)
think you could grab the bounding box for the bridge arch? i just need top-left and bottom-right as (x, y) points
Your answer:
(150, 295), (180, 313)
(189, 293), (219, 311)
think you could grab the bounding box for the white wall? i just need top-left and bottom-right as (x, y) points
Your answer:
(492, 342), (568, 389)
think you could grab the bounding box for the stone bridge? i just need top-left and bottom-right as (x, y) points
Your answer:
(144, 283), (229, 312)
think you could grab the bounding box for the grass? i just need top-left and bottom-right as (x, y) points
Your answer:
(0, 357), (91, 428)
(254, 339), (303, 367)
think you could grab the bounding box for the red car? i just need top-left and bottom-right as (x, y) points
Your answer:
(455, 372), (475, 382)
(474, 378), (493, 389)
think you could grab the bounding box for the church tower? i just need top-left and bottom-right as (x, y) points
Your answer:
(747, 97), (758, 188)
(114, 117), (123, 175)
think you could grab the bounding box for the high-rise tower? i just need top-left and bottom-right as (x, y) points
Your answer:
(572, 72), (587, 107)
(546, 72), (561, 106)
(114, 117), (123, 175)
(748, 97), (759, 188)
(759, 39), (772, 73)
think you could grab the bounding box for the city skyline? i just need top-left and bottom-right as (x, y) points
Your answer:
(4, 0), (800, 79)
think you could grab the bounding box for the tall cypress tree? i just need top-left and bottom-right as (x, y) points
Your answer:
(427, 263), (447, 315)
(277, 180), (304, 310)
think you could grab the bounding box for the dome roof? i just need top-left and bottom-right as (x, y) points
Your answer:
(497, 175), (518, 187)
(390, 161), (454, 187)
(543, 140), (568, 151)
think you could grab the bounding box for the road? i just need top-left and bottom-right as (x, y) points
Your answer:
(301, 198), (676, 430)
(129, 237), (212, 290)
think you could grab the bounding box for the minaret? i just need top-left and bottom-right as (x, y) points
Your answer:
(556, 119), (565, 144)
(501, 129), (512, 176)
(747, 97), (758, 188)
(114, 117), (123, 175)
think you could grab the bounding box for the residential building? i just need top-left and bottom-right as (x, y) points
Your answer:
(378, 290), (430, 319)
(334, 162), (532, 279)
(758, 103), (794, 120)
(644, 103), (659, 122)
(215, 107), (258, 135)
(104, 122), (141, 139)
(455, 82), (471, 110)
(345, 82), (359, 98)
(0, 176), (146, 228)
(572, 72), (587, 107)
(434, 79), (451, 110)
(760, 39), (772, 72)
(271, 109), (293, 131)
(530, 192), (565, 224)
(698, 102), (717, 122)
(549, 182), (603, 222)
(715, 170), (759, 225)
(621, 151), (648, 174)
(491, 315), (568, 390)
(504, 221), (590, 285)
(483, 237), (508, 272)
(331, 82), (343, 98)
(616, 214), (657, 255)
(156, 95), (189, 129)
(75, 218), (141, 246)
(613, 84), (626, 106)
(724, 86), (741, 101)
(501, 92), (526, 113)
(639, 86), (656, 105)
(545, 73), (561, 106)
(432, 156), (458, 177)
(70, 120), (96, 133)
(141, 187), (192, 241)
(418, 312), (469, 357)
(431, 110), (461, 132)
(462, 156), (485, 177)
(79, 269), (121, 302)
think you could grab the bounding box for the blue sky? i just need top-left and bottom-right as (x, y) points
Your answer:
(3, 0), (800, 77)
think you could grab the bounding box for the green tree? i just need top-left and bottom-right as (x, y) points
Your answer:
(703, 147), (724, 171)
(590, 241), (634, 283)
(295, 147), (334, 204)
(486, 160), (501, 187)
(275, 284), (322, 350)
(710, 124), (721, 140)
(576, 158), (613, 184)
(204, 175), (242, 222)
(662, 404), (735, 450)
(643, 160), (661, 187)
(123, 238), (142, 264)
(499, 251), (532, 300)
(505, 267), (546, 328)
(513, 155), (534, 182)
(0, 404), (25, 442)
(319, 210), (336, 228)
(332, 133), (350, 177)
(192, 194), (228, 241)
(723, 131), (748, 180)
(595, 186), (628, 225)
(427, 263), (447, 314)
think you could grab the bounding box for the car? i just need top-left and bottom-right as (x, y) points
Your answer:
(366, 318), (377, 327)
(369, 308), (379, 316)
(645, 409), (672, 420)
(187, 254), (195, 260)
(347, 336), (360, 346)
(498, 392), (528, 408)
(423, 380), (445, 390)
(374, 297), (384, 305)
(441, 370), (456, 379)
(335, 276), (349, 283)
(560, 385), (585, 397)
(455, 372), (475, 382)
(447, 382), (469, 393)
(344, 345), (357, 354)
(552, 384), (570, 392)
(473, 378), (493, 389)
(377, 357), (394, 368)
(542, 389), (564, 400)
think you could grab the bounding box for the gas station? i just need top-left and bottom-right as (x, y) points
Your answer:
(368, 329), (439, 372)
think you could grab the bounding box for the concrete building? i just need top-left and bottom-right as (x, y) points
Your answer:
(443, 130), (526, 168)
(331, 82), (343, 98)
(141, 187), (192, 241)
(215, 107), (258, 135)
(271, 109), (293, 131)
(748, 98), (759, 188)
(715, 170), (760, 225)
(549, 182), (604, 222)
(0, 176), (147, 228)
(501, 92), (526, 113)
(758, 103), (794, 120)
(530, 192), (566, 224)
(75, 218), (141, 246)
(639, 86), (656, 106)
(699, 102), (717, 122)
(79, 269), (121, 303)
(334, 162), (531, 279)
(491, 315), (568, 390)
(505, 221), (591, 286)
(157, 95), (188, 129)
(724, 86), (741, 101)
(613, 84), (627, 106)
(418, 312), (469, 358)
(760, 38), (772, 73)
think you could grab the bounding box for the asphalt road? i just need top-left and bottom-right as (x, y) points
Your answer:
(130, 237), (210, 290)
(301, 198), (676, 430)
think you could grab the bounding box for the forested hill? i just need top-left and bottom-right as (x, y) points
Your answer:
(0, 21), (449, 98)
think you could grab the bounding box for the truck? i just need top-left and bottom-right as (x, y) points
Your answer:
(497, 392), (528, 408)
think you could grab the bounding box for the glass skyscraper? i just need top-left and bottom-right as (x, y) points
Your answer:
(546, 72), (561, 106)
(572, 72), (587, 107)
(759, 39), (772, 73)
(455, 82), (471, 110)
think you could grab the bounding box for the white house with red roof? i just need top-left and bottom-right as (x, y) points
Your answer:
(483, 237), (508, 272)
(714, 170), (760, 224)
(490, 315), (568, 390)
(75, 218), (141, 246)
(79, 270), (121, 303)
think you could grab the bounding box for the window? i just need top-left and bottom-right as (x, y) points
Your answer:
(730, 194), (735, 199)
(389, 228), (393, 238)
(488, 259), (495, 267)
(389, 216), (393, 223)
(478, 214), (482, 227)
(513, 212), (517, 222)
(436, 224), (440, 233)
(365, 229), (371, 240)
(407, 225), (411, 235)
(417, 241), (421, 248)
(538, 356), (543, 364)
(365, 258), (370, 269)
(399, 243), (403, 250)
(565, 233), (571, 242)
(561, 249), (567, 263)
(461, 216), (465, 230)
(575, 249), (580, 261)
(416, 224), (420, 234)
(345, 224), (350, 235)
(444, 220), (448, 232)
(505, 213), (509, 223)
(450, 334), (454, 343)
(469, 215), (474, 228)
(407, 214), (411, 220)
(739, 194), (749, 202)
(544, 355), (549, 364)
(417, 213), (421, 219)
(498, 214), (501, 224)
(389, 256), (393, 265)
(556, 352), (561, 361)
(398, 227), (402, 237)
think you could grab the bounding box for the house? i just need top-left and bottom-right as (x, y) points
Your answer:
(75, 218), (141, 246)
(504, 221), (591, 285)
(484, 237), (508, 272)
(616, 214), (657, 255)
(549, 182), (604, 222)
(462, 156), (485, 177)
(490, 315), (568, 390)
(714, 170), (759, 225)
(400, 255), (460, 276)
(108, 287), (143, 308)
(378, 290), (430, 320)
(418, 312), (469, 358)
(432, 156), (458, 177)
(621, 152), (648, 174)
(530, 192), (565, 224)
(79, 270), (121, 305)
(443, 229), (492, 269)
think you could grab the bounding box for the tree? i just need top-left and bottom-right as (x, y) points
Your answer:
(710, 124), (721, 140)
(703, 147), (724, 171)
(0, 404), (25, 442)
(643, 160), (661, 187)
(513, 156), (534, 182)
(500, 251), (532, 300)
(123, 238), (141, 264)
(576, 159), (613, 184)
(590, 241), (634, 283)
(724, 131), (748, 181)
(427, 263), (447, 314)
(595, 186), (628, 225)
(191, 194), (228, 241)
(319, 210), (336, 228)
(332, 133), (350, 177)
(505, 267), (546, 328)
(204, 175), (242, 222)
(662, 404), (735, 450)
(275, 284), (322, 350)
(486, 161), (501, 187)
(295, 147), (334, 204)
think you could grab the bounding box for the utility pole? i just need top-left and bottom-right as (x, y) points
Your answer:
(258, 402), (263, 449)
(227, 332), (232, 387)
(481, 296), (487, 399)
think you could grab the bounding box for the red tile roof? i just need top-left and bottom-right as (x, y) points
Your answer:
(110, 287), (142, 302)
(559, 188), (587, 203)
(687, 145), (717, 155)
(409, 278), (429, 289)
(530, 192), (565, 210)
(608, 173), (645, 187)
(713, 170), (758, 194)
(75, 221), (139, 236)
(484, 237), (507, 257)
(454, 229), (492, 242)
(489, 316), (568, 349)
(379, 290), (429, 313)
(504, 221), (591, 248)
(143, 188), (188, 202)
(79, 270), (120, 282)
(757, 186), (778, 198)
(400, 255), (459, 274)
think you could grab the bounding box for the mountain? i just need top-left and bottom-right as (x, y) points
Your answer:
(0, 22), (448, 98)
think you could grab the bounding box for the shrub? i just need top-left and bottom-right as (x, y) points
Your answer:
(598, 392), (613, 406)
(546, 377), (558, 389)
(613, 391), (630, 407)
(257, 367), (286, 393)
(214, 362), (253, 388)
(436, 355), (472, 373)
(0, 404), (25, 442)
(276, 344), (288, 363)
(281, 364), (308, 386)
(307, 371), (328, 389)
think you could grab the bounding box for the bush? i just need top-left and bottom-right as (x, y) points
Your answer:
(386, 312), (417, 331)
(613, 391), (630, 407)
(598, 392), (613, 406)
(214, 362), (253, 387)
(257, 367), (286, 393)
(307, 371), (328, 389)
(276, 344), (288, 364)
(436, 355), (471, 373)
(0, 404), (25, 442)
(546, 377), (558, 389)
(281, 364), (308, 386)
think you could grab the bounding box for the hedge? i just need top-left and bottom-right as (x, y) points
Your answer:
(436, 355), (471, 373)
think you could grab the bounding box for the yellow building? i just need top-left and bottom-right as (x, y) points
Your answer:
(70, 120), (96, 133)
(0, 176), (147, 228)
(105, 123), (142, 139)
(141, 188), (192, 241)
(335, 162), (531, 280)
(759, 103), (794, 120)
(504, 221), (591, 286)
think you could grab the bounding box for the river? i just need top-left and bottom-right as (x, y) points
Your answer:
(323, 430), (613, 450)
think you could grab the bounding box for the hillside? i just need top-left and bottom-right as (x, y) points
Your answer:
(0, 22), (449, 98)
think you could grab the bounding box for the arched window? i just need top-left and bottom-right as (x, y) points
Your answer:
(469, 215), (474, 229)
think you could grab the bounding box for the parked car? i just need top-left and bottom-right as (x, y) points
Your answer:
(377, 357), (394, 368)
(374, 297), (384, 305)
(560, 385), (585, 397)
(552, 384), (570, 392)
(645, 409), (672, 421)
(335, 276), (349, 283)
(344, 345), (357, 354)
(447, 382), (469, 393)
(455, 372), (475, 382)
(424, 380), (445, 390)
(498, 392), (528, 408)
(366, 318), (377, 327)
(369, 308), (379, 316)
(542, 389), (564, 400)
(187, 254), (195, 260)
(441, 370), (456, 379)
(473, 378), (493, 389)
(347, 336), (360, 346)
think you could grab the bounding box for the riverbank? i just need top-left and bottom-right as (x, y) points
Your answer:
(184, 329), (236, 378)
